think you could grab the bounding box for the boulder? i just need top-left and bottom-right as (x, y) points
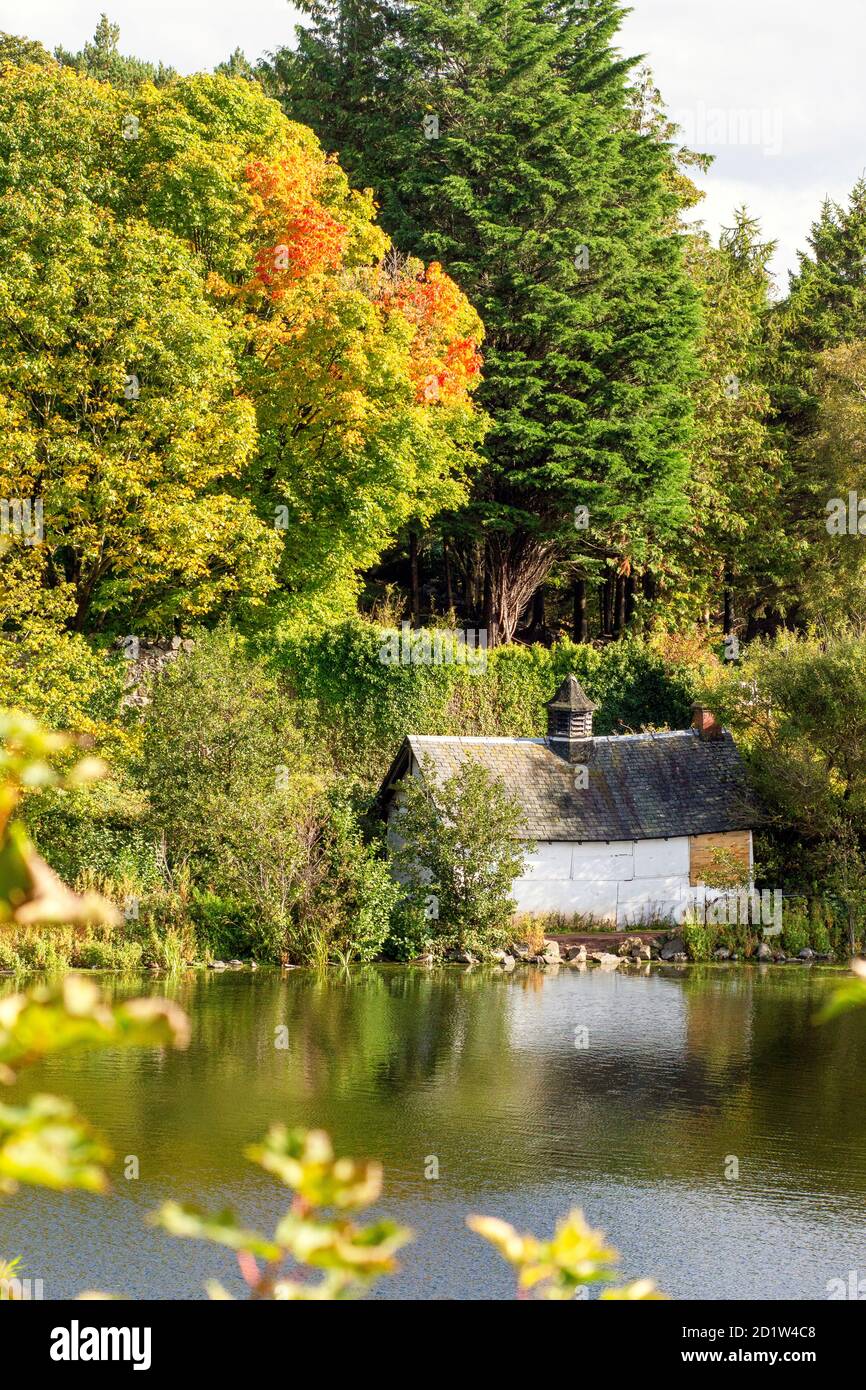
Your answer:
(659, 937), (687, 961)
(541, 939), (561, 962)
(449, 949), (477, 965)
(713, 947), (731, 961)
(755, 942), (773, 961)
(589, 951), (621, 967)
(208, 961), (227, 970)
(798, 947), (816, 961)
(509, 942), (532, 962)
(617, 935), (645, 958)
(564, 945), (587, 963)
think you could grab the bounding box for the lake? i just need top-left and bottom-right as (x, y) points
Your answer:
(3, 963), (866, 1300)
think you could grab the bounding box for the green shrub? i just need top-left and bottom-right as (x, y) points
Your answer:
(682, 919), (718, 962)
(25, 781), (159, 892)
(383, 902), (433, 961)
(189, 892), (255, 962)
(272, 619), (696, 782)
(709, 634), (866, 912)
(782, 908), (809, 957)
(140, 631), (401, 965)
(74, 937), (144, 971)
(0, 626), (126, 746)
(810, 922), (831, 955)
(391, 759), (530, 959)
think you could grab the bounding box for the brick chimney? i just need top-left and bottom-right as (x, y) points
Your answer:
(546, 675), (596, 757)
(691, 702), (723, 740)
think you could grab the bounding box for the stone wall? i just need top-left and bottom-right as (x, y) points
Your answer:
(116, 636), (195, 709)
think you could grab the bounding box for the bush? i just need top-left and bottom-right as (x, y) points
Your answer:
(383, 902), (432, 962)
(0, 625), (126, 747)
(140, 626), (399, 965)
(708, 632), (866, 905)
(391, 758), (530, 959)
(272, 618), (697, 782)
(682, 919), (718, 962)
(782, 908), (810, 957)
(75, 937), (144, 971)
(141, 624), (313, 875)
(24, 780), (159, 894)
(189, 892), (256, 962)
(810, 921), (832, 955)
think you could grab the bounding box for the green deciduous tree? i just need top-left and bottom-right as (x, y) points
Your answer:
(0, 58), (484, 636)
(0, 65), (280, 634)
(667, 212), (795, 637)
(391, 757), (530, 956)
(707, 631), (866, 935)
(140, 628), (397, 964)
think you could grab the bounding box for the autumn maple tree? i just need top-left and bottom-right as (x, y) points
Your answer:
(0, 57), (485, 639)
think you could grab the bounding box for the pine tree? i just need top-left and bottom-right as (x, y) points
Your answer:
(773, 177), (866, 438)
(268, 0), (699, 643)
(765, 177), (866, 627)
(55, 14), (176, 89)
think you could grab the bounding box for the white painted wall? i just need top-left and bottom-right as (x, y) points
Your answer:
(387, 769), (752, 928)
(512, 837), (730, 927)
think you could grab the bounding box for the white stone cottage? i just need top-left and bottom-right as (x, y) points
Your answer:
(378, 675), (756, 927)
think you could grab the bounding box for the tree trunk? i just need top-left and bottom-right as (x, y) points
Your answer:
(600, 579), (612, 637)
(723, 569), (734, 636)
(625, 574), (636, 627)
(461, 538), (484, 624)
(443, 538), (454, 616)
(529, 586), (546, 643)
(572, 578), (588, 643)
(409, 530), (420, 625)
(483, 533), (558, 647)
(612, 575), (626, 639)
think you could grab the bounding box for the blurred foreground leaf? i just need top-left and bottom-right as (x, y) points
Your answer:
(152, 1126), (412, 1300)
(0, 1094), (110, 1193)
(0, 975), (190, 1078)
(468, 1209), (667, 1301)
(815, 959), (866, 1023)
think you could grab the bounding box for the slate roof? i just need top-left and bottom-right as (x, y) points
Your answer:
(379, 730), (756, 842)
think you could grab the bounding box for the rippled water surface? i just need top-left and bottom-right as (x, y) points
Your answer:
(3, 964), (866, 1300)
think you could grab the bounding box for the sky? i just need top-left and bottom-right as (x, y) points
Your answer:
(2, 0), (864, 291)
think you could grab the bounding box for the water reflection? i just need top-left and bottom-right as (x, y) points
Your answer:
(2, 965), (865, 1300)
